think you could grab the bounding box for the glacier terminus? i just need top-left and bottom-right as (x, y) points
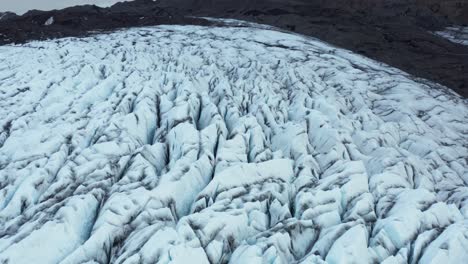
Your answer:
(0, 21), (467, 263)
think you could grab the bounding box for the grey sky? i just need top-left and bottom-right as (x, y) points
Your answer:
(0, 0), (132, 15)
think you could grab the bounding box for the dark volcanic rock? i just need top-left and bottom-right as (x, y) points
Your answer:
(0, 0), (467, 97)
(0, 2), (214, 45)
(0, 11), (17, 21)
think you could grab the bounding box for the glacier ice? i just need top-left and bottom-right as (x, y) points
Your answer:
(0, 22), (467, 263)
(435, 26), (468, 46)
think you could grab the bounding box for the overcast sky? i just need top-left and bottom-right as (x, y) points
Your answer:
(0, 0), (132, 14)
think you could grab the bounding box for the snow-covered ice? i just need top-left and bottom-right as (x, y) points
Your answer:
(435, 26), (468, 46)
(0, 21), (467, 263)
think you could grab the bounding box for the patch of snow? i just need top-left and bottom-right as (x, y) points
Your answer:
(434, 26), (468, 46)
(44, 16), (54, 26)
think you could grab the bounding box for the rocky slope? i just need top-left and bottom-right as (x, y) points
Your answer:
(0, 12), (16, 21)
(0, 21), (467, 263)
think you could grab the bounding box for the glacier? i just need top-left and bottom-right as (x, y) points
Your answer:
(0, 22), (467, 263)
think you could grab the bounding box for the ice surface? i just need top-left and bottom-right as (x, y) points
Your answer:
(435, 27), (468, 46)
(0, 21), (467, 263)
